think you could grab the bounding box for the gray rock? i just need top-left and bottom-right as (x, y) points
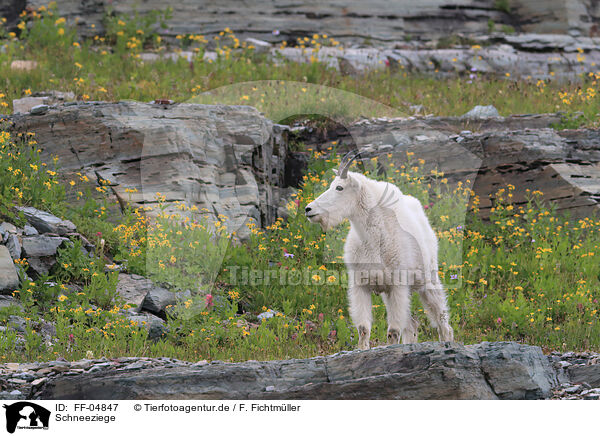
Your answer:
(163, 51), (194, 62)
(88, 362), (114, 373)
(12, 91), (75, 114)
(564, 384), (584, 394)
(35, 341), (557, 400)
(6, 315), (27, 333)
(0, 245), (19, 294)
(0, 295), (23, 311)
(203, 51), (218, 62)
(139, 51), (194, 63)
(257, 311), (275, 321)
(138, 53), (161, 62)
(409, 104), (425, 115)
(37, 319), (56, 338)
(0, 390), (24, 400)
(31, 90), (76, 102)
(26, 257), (57, 278)
(122, 361), (148, 370)
(140, 286), (177, 318)
(25, 0), (598, 45)
(11, 102), (287, 240)
(6, 1), (600, 80)
(462, 105), (500, 119)
(569, 364), (600, 388)
(12, 372), (35, 382)
(125, 311), (168, 340)
(473, 341), (555, 399)
(30, 104), (49, 115)
(271, 43), (600, 81)
(295, 115), (600, 218)
(21, 235), (68, 258)
(0, 222), (17, 236)
(5, 235), (21, 260)
(245, 37), (271, 54)
(12, 96), (45, 114)
(23, 225), (39, 236)
(116, 274), (162, 309)
(16, 206), (76, 236)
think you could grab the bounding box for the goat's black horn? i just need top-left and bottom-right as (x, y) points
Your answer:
(338, 149), (362, 179)
(338, 149), (357, 166)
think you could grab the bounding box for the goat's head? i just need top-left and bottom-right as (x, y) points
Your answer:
(305, 150), (362, 231)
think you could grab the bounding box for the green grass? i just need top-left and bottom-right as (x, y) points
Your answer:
(1, 6), (600, 362)
(2, 126), (599, 361)
(0, 5), (599, 126)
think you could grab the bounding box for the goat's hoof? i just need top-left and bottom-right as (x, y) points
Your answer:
(387, 329), (400, 344)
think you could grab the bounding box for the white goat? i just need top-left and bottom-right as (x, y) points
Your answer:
(305, 151), (454, 349)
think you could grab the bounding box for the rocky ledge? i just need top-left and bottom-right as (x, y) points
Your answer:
(292, 113), (600, 218)
(3, 341), (599, 400)
(5, 0), (600, 43)
(7, 101), (289, 240)
(8, 102), (600, 222)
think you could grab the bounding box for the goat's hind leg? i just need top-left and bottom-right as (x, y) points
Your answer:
(419, 281), (454, 342)
(348, 285), (372, 350)
(383, 286), (418, 344)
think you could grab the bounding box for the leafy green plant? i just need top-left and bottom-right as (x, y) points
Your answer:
(500, 24), (516, 34)
(53, 239), (101, 283)
(494, 0), (512, 13)
(0, 129), (65, 222)
(2, 7), (600, 363)
(103, 7), (172, 53)
(551, 112), (586, 130)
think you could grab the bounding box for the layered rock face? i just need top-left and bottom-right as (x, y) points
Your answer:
(9, 101), (288, 239)
(8, 102), (600, 223)
(28, 341), (557, 400)
(2, 1), (600, 81)
(272, 38), (600, 81)
(6, 0), (600, 40)
(8, 99), (600, 222)
(293, 114), (600, 217)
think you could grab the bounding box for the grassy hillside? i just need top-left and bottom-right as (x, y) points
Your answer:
(1, 5), (600, 362)
(0, 5), (599, 125)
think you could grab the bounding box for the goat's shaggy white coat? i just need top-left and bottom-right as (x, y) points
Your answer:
(306, 170), (454, 349)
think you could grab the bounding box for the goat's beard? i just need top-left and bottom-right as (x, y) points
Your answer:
(311, 211), (344, 232)
(318, 216), (330, 232)
(307, 212), (331, 232)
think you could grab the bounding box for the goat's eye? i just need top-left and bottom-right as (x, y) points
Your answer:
(336, 186), (344, 191)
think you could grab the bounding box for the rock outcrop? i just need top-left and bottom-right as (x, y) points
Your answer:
(4, 0), (600, 41)
(272, 41), (600, 81)
(3, 1), (600, 81)
(1, 207), (92, 282)
(8, 101), (288, 239)
(0, 245), (19, 293)
(12, 91), (75, 115)
(5, 342), (600, 400)
(293, 113), (600, 217)
(28, 342), (556, 400)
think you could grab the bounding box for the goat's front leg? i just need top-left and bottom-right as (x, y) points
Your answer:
(348, 285), (372, 350)
(384, 285), (418, 344)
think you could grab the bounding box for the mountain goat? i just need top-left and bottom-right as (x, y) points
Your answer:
(305, 150), (454, 349)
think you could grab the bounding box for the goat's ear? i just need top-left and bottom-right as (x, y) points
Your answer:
(332, 169), (338, 176)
